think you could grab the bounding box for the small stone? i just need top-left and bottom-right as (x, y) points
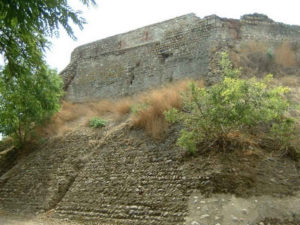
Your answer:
(194, 199), (198, 204)
(191, 221), (200, 225)
(215, 223), (221, 225)
(242, 208), (248, 214)
(200, 200), (206, 204)
(215, 216), (220, 220)
(259, 222), (265, 225)
(200, 214), (210, 219)
(231, 215), (239, 222)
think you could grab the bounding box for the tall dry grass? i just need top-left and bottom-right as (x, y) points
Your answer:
(240, 41), (267, 54)
(240, 41), (296, 68)
(42, 79), (202, 139)
(275, 42), (296, 67)
(42, 100), (115, 136)
(132, 79), (203, 138)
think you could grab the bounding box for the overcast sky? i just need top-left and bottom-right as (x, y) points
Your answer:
(46, 0), (300, 72)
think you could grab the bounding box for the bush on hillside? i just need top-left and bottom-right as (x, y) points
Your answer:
(88, 117), (107, 128)
(165, 52), (297, 154)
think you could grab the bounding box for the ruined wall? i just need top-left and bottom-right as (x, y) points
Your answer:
(61, 14), (222, 102)
(1, 13), (300, 225)
(61, 13), (300, 102)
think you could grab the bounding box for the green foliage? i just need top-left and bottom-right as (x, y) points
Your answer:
(0, 0), (95, 147)
(270, 118), (296, 150)
(0, 0), (96, 78)
(266, 48), (274, 59)
(89, 117), (107, 128)
(0, 65), (63, 147)
(165, 52), (296, 154)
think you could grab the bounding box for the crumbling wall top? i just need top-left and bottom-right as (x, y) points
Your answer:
(241, 13), (275, 24)
(70, 13), (201, 62)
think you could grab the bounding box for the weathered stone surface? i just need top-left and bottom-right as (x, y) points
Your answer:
(1, 120), (300, 224)
(1, 13), (300, 225)
(61, 13), (300, 102)
(185, 192), (300, 225)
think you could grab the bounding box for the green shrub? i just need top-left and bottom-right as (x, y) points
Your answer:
(266, 48), (274, 59)
(88, 117), (107, 128)
(165, 52), (296, 154)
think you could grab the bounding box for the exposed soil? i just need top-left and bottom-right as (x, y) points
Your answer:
(182, 148), (300, 198)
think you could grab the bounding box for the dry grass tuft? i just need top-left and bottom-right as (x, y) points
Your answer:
(275, 42), (296, 67)
(240, 41), (267, 54)
(132, 79), (203, 139)
(114, 98), (134, 116)
(41, 79), (203, 139)
(41, 100), (115, 137)
(276, 75), (300, 87)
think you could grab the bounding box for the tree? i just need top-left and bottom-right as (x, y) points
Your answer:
(0, 0), (96, 76)
(0, 0), (96, 146)
(0, 66), (63, 146)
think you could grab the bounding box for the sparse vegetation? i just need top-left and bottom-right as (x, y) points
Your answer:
(88, 117), (107, 128)
(165, 52), (297, 155)
(275, 42), (296, 67)
(131, 80), (195, 139)
(42, 80), (194, 139)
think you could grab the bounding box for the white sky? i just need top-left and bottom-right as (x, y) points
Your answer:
(46, 0), (300, 72)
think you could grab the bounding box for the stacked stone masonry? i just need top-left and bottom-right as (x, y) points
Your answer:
(1, 122), (300, 224)
(1, 13), (300, 225)
(61, 13), (300, 102)
(0, 125), (193, 224)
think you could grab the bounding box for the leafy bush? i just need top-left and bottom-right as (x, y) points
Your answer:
(88, 117), (107, 128)
(165, 52), (296, 154)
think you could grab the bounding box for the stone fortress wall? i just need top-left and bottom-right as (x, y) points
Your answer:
(1, 13), (300, 225)
(61, 13), (300, 102)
